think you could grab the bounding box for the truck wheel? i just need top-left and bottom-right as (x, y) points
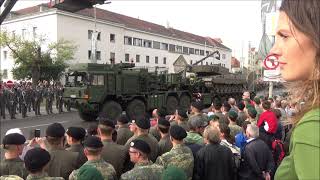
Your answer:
(100, 101), (122, 121)
(179, 94), (191, 111)
(79, 112), (96, 121)
(166, 96), (178, 115)
(126, 99), (146, 120)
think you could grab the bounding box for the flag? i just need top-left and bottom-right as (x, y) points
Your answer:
(258, 33), (273, 60)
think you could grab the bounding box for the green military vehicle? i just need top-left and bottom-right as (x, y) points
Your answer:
(63, 63), (192, 121)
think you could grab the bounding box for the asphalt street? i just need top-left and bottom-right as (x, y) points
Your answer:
(0, 109), (95, 142)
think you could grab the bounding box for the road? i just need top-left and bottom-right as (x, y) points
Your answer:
(0, 110), (95, 141)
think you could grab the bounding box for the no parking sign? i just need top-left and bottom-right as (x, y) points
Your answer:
(263, 54), (282, 82)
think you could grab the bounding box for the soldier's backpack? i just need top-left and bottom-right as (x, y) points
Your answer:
(271, 138), (285, 166)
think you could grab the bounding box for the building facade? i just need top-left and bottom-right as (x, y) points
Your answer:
(0, 4), (232, 81)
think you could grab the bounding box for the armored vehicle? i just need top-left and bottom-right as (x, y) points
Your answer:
(63, 63), (192, 121)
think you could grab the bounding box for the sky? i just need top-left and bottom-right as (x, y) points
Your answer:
(10, 0), (266, 61)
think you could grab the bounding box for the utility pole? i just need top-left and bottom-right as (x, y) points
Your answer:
(91, 5), (98, 63)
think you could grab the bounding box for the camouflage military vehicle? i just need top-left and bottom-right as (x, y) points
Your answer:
(63, 63), (191, 121)
(188, 64), (248, 104)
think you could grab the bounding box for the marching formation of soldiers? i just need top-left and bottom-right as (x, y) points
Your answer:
(0, 80), (65, 120)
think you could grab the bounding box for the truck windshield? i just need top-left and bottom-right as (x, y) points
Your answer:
(65, 72), (88, 87)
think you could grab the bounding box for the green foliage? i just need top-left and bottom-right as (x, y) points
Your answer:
(0, 31), (76, 82)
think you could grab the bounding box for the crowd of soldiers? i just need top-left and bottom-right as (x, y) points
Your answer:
(0, 90), (296, 180)
(0, 80), (65, 120)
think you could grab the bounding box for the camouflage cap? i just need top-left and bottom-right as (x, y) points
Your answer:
(77, 165), (104, 180)
(161, 166), (187, 180)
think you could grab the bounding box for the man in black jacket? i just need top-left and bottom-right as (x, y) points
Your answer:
(238, 124), (274, 180)
(194, 126), (235, 180)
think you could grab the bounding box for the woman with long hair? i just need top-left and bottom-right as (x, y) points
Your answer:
(269, 0), (319, 179)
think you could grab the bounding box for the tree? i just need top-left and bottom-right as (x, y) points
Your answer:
(0, 31), (76, 85)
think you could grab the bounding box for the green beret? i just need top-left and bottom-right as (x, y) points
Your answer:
(247, 108), (257, 118)
(253, 97), (261, 104)
(246, 104), (254, 109)
(228, 110), (238, 120)
(135, 117), (150, 129)
(161, 166), (187, 180)
(24, 147), (51, 173)
(66, 127), (86, 140)
(77, 165), (103, 180)
(208, 115), (219, 121)
(46, 123), (65, 137)
(84, 136), (103, 149)
(158, 118), (170, 128)
(2, 133), (26, 146)
(130, 139), (151, 154)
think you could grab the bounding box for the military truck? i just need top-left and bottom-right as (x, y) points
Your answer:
(63, 63), (192, 121)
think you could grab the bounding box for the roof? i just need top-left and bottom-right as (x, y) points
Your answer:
(11, 3), (231, 51)
(231, 57), (240, 68)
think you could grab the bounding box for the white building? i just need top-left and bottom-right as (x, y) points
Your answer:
(0, 4), (232, 81)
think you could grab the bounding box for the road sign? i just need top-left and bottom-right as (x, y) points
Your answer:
(263, 69), (281, 82)
(263, 54), (279, 70)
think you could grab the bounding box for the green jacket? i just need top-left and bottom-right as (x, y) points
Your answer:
(120, 161), (163, 180)
(184, 132), (204, 145)
(275, 108), (320, 180)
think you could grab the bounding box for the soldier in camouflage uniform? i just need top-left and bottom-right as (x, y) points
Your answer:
(44, 86), (54, 114)
(69, 136), (117, 180)
(155, 125), (194, 180)
(0, 81), (6, 119)
(0, 133), (28, 179)
(6, 84), (16, 119)
(55, 84), (64, 113)
(34, 85), (42, 115)
(120, 139), (164, 180)
(25, 83), (33, 113)
(20, 87), (28, 118)
(24, 147), (64, 180)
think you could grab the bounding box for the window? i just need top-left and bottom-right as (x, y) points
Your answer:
(110, 34), (115, 42)
(110, 52), (115, 63)
(155, 56), (158, 64)
(88, 50), (101, 60)
(183, 47), (189, 54)
(190, 60), (193, 64)
(22, 29), (26, 38)
(200, 50), (204, 56)
(161, 43), (168, 50)
(92, 75), (104, 85)
(124, 36), (132, 45)
(88, 50), (92, 59)
(133, 38), (142, 46)
(136, 54), (140, 63)
(163, 57), (166, 64)
(143, 40), (152, 48)
(146, 55), (150, 63)
(2, 69), (8, 79)
(32, 27), (37, 38)
(3, 51), (7, 60)
(176, 46), (182, 53)
(206, 51), (210, 55)
(88, 30), (100, 40)
(195, 49), (200, 55)
(153, 41), (160, 49)
(96, 51), (101, 60)
(201, 62), (203, 65)
(206, 62), (208, 65)
(125, 53), (130, 62)
(189, 48), (194, 54)
(222, 54), (226, 59)
(169, 44), (175, 52)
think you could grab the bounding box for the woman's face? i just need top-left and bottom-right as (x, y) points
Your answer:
(270, 12), (317, 81)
